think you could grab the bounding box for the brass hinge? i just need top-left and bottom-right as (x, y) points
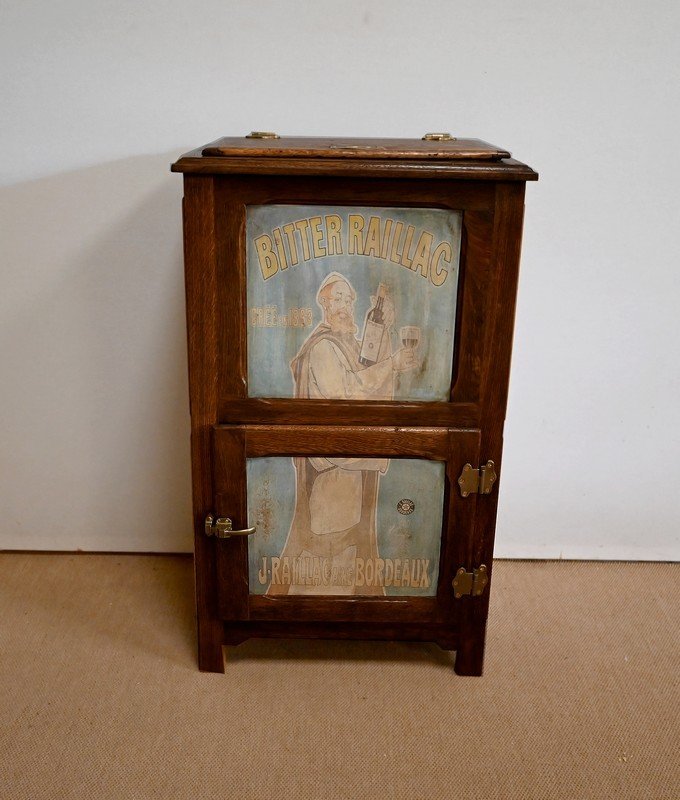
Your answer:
(245, 131), (280, 139)
(457, 461), (497, 497)
(204, 514), (256, 539)
(422, 132), (456, 141)
(452, 565), (489, 598)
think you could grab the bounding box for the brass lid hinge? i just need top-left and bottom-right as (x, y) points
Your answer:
(452, 565), (489, 599)
(457, 461), (497, 497)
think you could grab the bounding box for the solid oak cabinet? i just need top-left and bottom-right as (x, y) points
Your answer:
(171, 133), (537, 675)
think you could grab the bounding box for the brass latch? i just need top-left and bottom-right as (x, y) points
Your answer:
(452, 565), (488, 598)
(204, 514), (256, 539)
(457, 461), (497, 497)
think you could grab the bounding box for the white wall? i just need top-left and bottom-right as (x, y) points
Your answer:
(1, 1), (678, 558)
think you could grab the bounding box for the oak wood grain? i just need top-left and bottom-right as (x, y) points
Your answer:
(235, 424), (453, 460)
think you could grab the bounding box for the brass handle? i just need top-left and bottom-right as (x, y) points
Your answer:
(204, 514), (256, 539)
(245, 131), (279, 139)
(422, 132), (455, 141)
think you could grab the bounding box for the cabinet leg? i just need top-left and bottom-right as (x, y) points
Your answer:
(197, 618), (225, 673)
(454, 638), (485, 676)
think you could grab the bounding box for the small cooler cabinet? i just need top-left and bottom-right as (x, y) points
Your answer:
(171, 133), (537, 675)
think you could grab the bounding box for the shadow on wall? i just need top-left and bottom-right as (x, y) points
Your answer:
(0, 152), (195, 551)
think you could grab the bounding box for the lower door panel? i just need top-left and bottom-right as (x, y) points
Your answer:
(212, 425), (481, 626)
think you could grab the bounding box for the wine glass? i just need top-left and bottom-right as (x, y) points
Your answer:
(399, 326), (421, 350)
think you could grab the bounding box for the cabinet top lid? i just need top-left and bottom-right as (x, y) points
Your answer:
(200, 134), (511, 161)
(171, 134), (538, 180)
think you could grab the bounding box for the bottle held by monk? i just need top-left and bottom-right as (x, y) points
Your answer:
(359, 283), (387, 366)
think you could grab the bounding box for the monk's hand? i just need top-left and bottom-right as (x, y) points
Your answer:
(392, 347), (417, 372)
(370, 295), (396, 330)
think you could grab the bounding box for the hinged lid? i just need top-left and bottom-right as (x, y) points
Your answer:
(201, 133), (510, 161)
(172, 135), (537, 180)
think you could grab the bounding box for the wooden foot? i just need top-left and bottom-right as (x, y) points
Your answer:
(454, 637), (485, 676)
(197, 618), (225, 673)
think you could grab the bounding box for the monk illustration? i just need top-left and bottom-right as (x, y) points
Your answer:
(267, 272), (416, 596)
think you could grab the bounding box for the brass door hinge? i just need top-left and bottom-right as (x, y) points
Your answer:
(457, 461), (497, 497)
(452, 565), (488, 598)
(204, 514), (256, 539)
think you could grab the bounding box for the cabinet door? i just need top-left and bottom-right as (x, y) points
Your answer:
(213, 425), (481, 625)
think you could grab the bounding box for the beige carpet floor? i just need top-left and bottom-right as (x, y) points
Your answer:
(0, 555), (677, 800)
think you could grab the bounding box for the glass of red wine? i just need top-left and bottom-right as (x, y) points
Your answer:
(399, 325), (420, 350)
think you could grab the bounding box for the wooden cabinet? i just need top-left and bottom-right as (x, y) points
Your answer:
(172, 134), (537, 674)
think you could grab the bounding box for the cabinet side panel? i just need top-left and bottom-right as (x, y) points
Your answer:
(183, 175), (224, 671)
(457, 182), (527, 676)
(478, 182), (527, 563)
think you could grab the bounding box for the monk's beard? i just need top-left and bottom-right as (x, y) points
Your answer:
(328, 310), (357, 335)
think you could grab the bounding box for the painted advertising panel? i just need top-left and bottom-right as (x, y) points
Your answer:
(246, 205), (461, 402)
(247, 456), (445, 597)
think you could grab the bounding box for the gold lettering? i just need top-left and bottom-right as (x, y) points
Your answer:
(363, 216), (381, 257)
(271, 557), (281, 584)
(258, 557), (268, 585)
(380, 219), (393, 259)
(400, 226), (415, 268)
(325, 214), (343, 255)
(294, 219), (312, 261)
(430, 242), (451, 286)
(273, 228), (288, 270)
(411, 231), (434, 278)
(255, 234), (279, 280)
(364, 558), (374, 587)
(348, 214), (365, 255)
(310, 216), (326, 258)
(282, 223), (299, 266)
(281, 557), (290, 585)
(389, 221), (404, 264)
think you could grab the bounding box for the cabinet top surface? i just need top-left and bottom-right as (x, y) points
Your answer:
(171, 134), (538, 180)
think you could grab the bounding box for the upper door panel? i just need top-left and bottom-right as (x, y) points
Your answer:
(247, 204), (462, 403)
